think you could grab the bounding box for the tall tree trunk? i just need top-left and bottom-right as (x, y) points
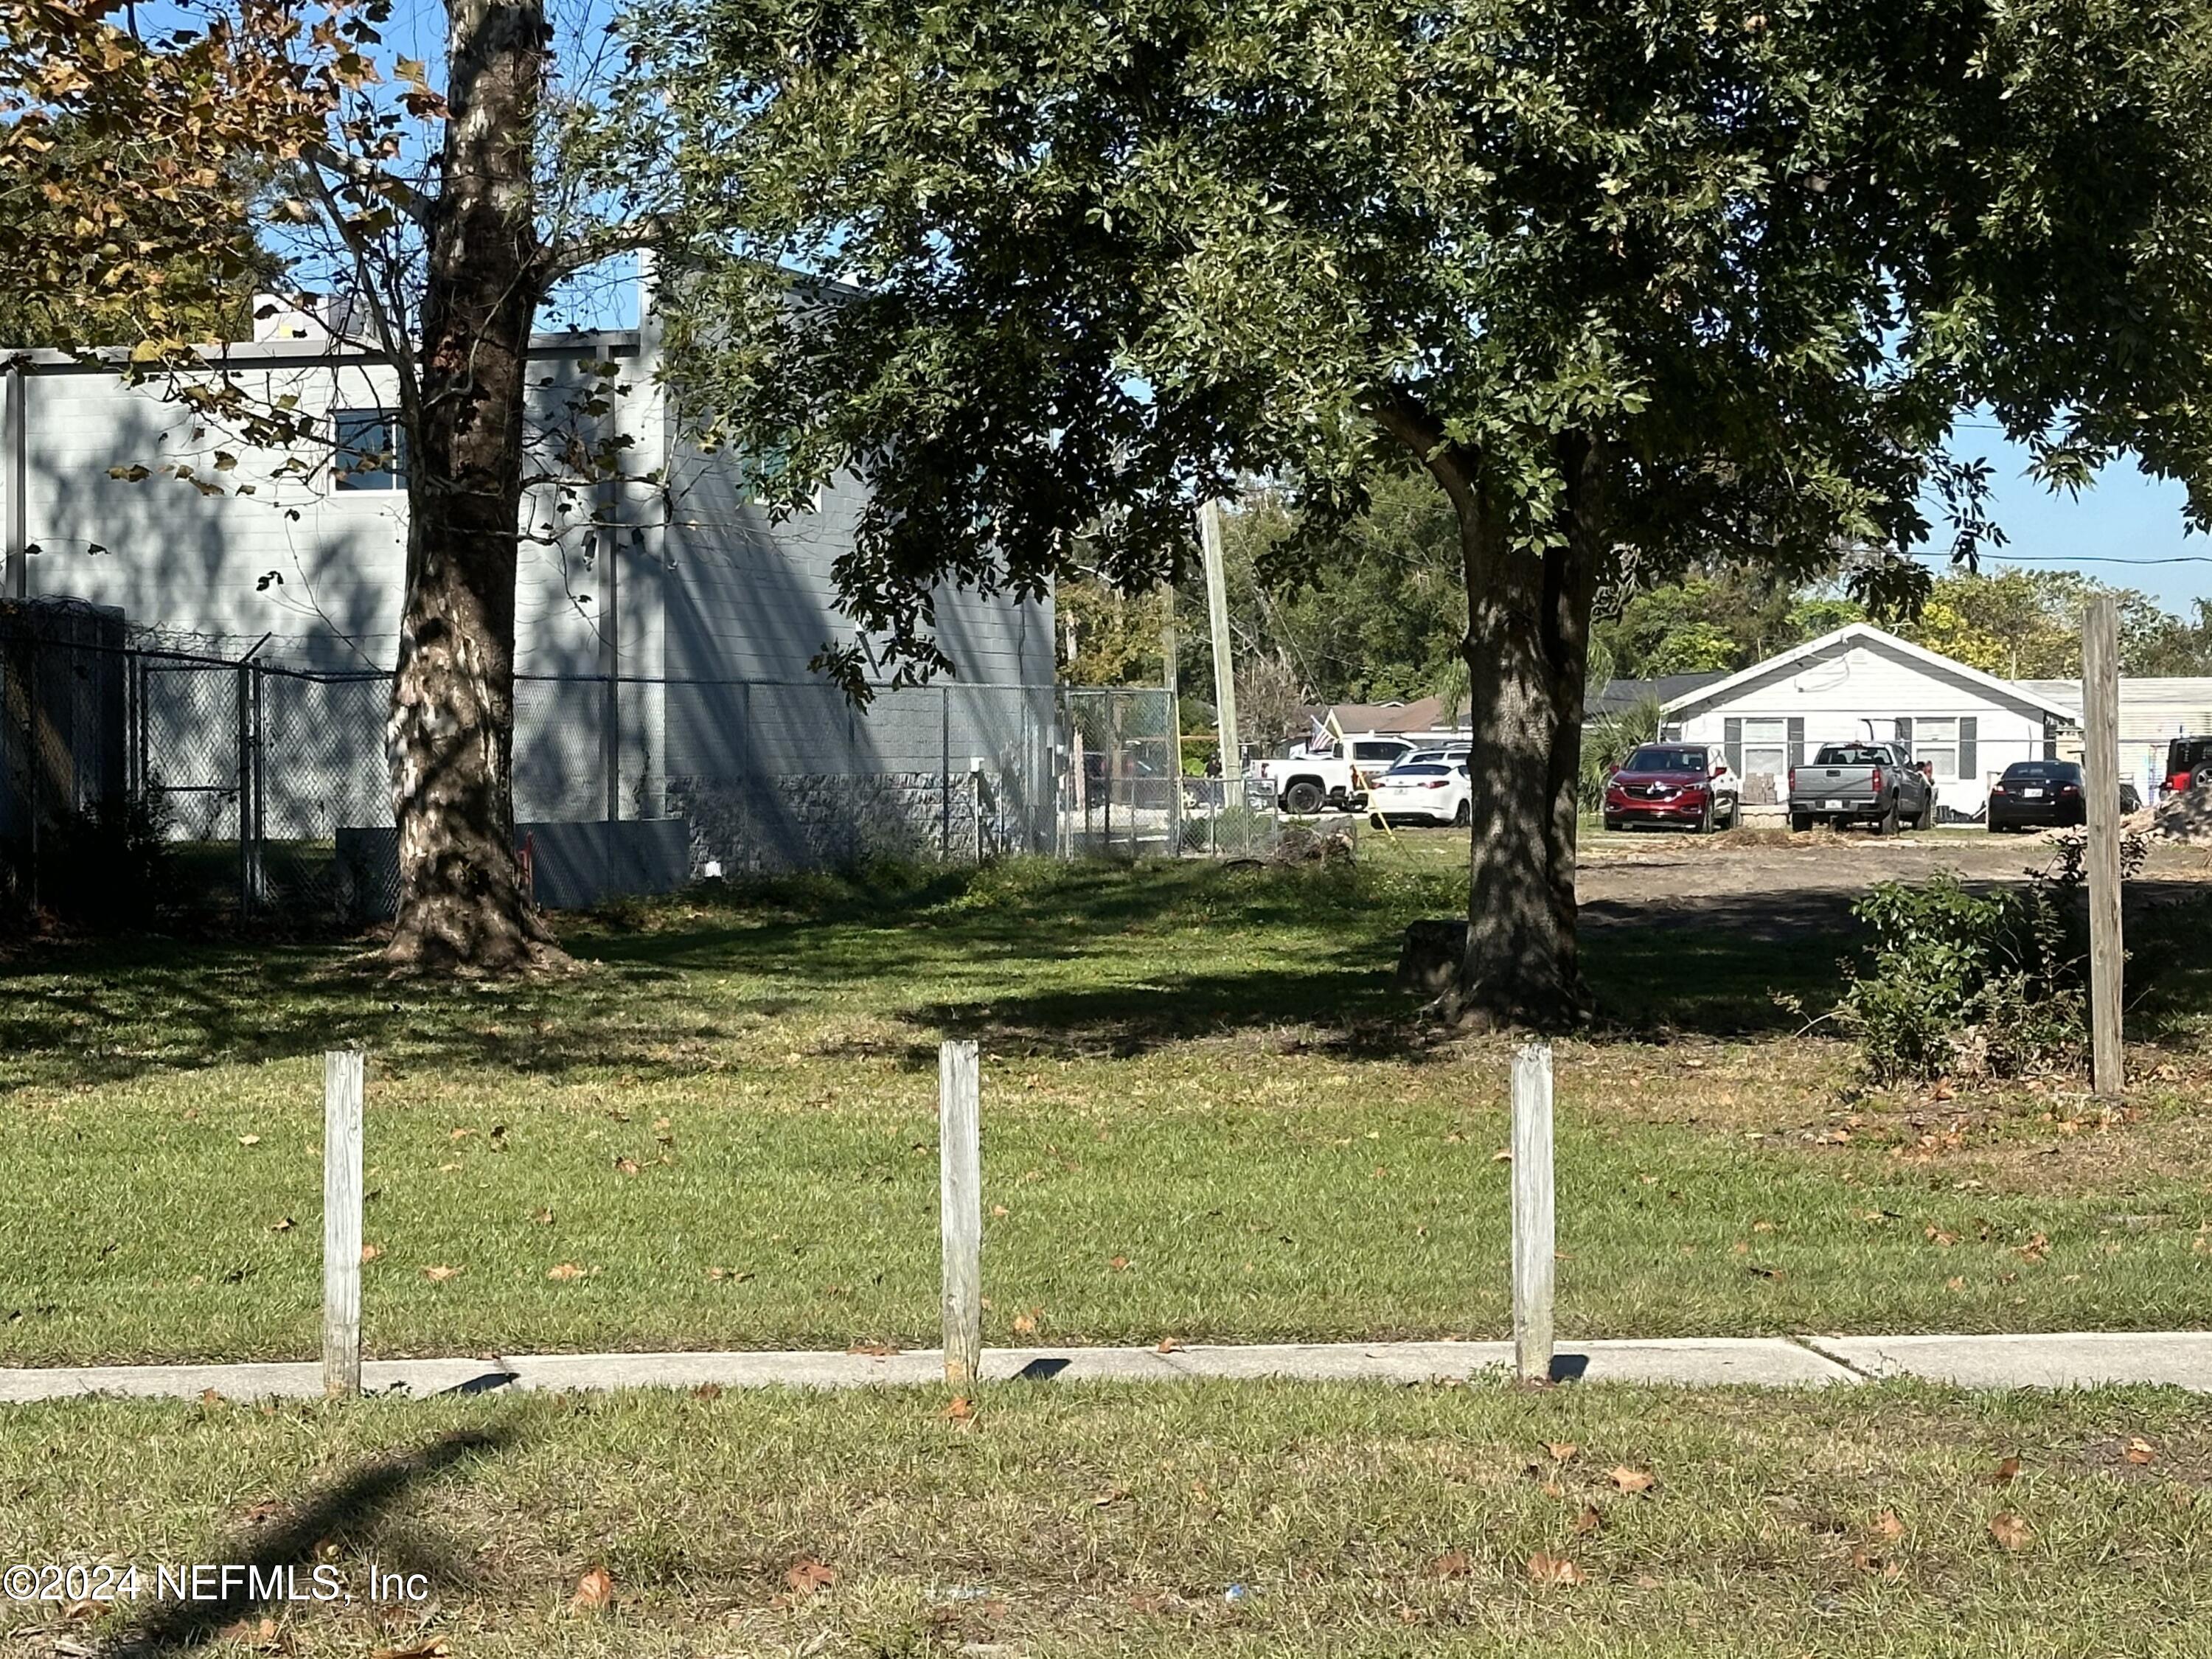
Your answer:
(1377, 399), (1605, 1029)
(386, 0), (557, 972)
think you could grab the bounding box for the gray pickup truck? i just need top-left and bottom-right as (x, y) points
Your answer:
(1788, 742), (1934, 833)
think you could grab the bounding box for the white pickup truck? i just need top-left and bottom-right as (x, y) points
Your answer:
(1255, 737), (1416, 815)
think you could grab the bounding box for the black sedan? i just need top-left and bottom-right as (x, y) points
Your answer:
(1987, 761), (2092, 830)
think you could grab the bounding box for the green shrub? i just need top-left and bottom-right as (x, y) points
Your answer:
(1834, 872), (2078, 1082)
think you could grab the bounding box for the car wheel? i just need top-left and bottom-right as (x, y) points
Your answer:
(1695, 799), (1714, 834)
(1451, 799), (1470, 828)
(1603, 816), (1622, 832)
(1877, 797), (1900, 836)
(1790, 812), (1812, 833)
(1369, 813), (1385, 830)
(1284, 779), (1324, 815)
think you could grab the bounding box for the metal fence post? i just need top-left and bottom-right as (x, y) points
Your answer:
(941, 685), (952, 862)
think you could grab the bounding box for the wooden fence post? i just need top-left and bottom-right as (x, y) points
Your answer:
(322, 1048), (364, 1398)
(1510, 1043), (1555, 1384)
(2084, 596), (2126, 1096)
(939, 1039), (983, 1385)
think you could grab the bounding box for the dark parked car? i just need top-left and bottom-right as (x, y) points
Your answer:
(1987, 760), (2091, 830)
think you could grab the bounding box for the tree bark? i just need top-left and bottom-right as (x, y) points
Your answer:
(385, 0), (559, 972)
(1376, 398), (1604, 1028)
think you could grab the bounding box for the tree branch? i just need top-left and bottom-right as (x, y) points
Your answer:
(1366, 384), (1478, 521)
(304, 143), (434, 225)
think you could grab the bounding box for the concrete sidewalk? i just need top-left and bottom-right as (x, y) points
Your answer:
(2, 1332), (2207, 1405)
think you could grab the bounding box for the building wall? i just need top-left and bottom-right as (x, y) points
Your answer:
(5, 327), (1055, 861)
(1669, 638), (2052, 816)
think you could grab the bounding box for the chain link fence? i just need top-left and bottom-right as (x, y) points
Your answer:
(5, 604), (1273, 928)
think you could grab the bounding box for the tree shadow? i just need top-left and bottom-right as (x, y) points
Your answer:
(105, 1422), (516, 1658)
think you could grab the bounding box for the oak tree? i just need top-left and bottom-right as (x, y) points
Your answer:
(650, 0), (2212, 1023)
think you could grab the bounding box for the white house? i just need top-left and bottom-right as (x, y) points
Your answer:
(1658, 622), (2080, 820)
(2015, 677), (2212, 798)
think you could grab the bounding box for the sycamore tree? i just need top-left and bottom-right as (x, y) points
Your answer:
(4, 0), (670, 970)
(647, 0), (2212, 1024)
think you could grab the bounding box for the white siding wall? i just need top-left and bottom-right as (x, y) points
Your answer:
(10, 331), (1051, 831)
(1672, 639), (2050, 818)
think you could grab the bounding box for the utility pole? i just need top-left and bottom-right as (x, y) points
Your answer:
(1200, 499), (1239, 783)
(2083, 596), (2124, 1095)
(4, 360), (26, 599)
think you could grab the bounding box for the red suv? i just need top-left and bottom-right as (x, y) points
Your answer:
(1602, 744), (1739, 832)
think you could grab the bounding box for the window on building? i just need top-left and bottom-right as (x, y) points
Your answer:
(1915, 717), (1960, 781)
(333, 408), (403, 490)
(1741, 717), (1789, 778)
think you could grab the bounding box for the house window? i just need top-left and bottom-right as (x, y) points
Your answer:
(333, 408), (403, 490)
(1741, 717), (1789, 779)
(1915, 717), (1959, 781)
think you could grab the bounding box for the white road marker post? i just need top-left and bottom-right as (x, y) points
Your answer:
(1510, 1043), (1555, 1384)
(2084, 595), (2126, 1096)
(321, 1048), (365, 1398)
(939, 1039), (983, 1385)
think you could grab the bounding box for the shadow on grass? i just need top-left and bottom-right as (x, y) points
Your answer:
(13, 855), (2199, 1087)
(108, 1422), (515, 1657)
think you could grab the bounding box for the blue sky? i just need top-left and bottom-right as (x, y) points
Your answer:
(1929, 430), (2212, 617)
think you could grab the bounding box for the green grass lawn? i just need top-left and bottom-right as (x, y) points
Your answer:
(4, 853), (2211, 1366)
(2, 1380), (2207, 1656)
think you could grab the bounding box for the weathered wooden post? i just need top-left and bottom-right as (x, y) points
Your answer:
(1510, 1043), (1555, 1384)
(322, 1048), (365, 1398)
(939, 1039), (983, 1385)
(2084, 597), (2125, 1096)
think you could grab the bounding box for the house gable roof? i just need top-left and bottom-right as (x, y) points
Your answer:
(1659, 622), (2081, 723)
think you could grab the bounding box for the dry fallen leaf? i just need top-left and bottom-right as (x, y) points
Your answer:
(990, 1203), (1010, 1218)
(1545, 1441), (1579, 1462)
(1989, 1512), (2032, 1551)
(1572, 1505), (1603, 1537)
(1156, 1336), (1183, 1353)
(268, 1217), (294, 1234)
(614, 1156), (640, 1177)
(237, 1134), (262, 1147)
(370, 1640), (451, 1659)
(2125, 1438), (2156, 1466)
(706, 1267), (754, 1283)
(1875, 1509), (1906, 1541)
(1986, 1455), (2023, 1487)
(420, 1265), (462, 1282)
(1093, 1486), (1129, 1507)
(784, 1557), (838, 1596)
(360, 1243), (383, 1264)
(1429, 1549), (1472, 1579)
(942, 1396), (975, 1423)
(1608, 1466), (1657, 1495)
(546, 1262), (586, 1281)
(1525, 1553), (1585, 1585)
(571, 1565), (615, 1611)
(533, 1208), (554, 1225)
(692, 1382), (723, 1401)
(1109, 1254), (1131, 1271)
(1012, 1308), (1041, 1337)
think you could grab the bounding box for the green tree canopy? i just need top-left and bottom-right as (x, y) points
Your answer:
(651, 0), (2212, 1023)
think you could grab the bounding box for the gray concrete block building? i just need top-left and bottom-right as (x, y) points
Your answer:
(0, 292), (1057, 877)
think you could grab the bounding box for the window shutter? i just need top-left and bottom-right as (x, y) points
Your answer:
(1959, 716), (1978, 782)
(1724, 717), (1743, 775)
(1894, 716), (1913, 757)
(1786, 716), (1804, 768)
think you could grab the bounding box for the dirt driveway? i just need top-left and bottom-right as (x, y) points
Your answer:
(1573, 826), (2212, 936)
